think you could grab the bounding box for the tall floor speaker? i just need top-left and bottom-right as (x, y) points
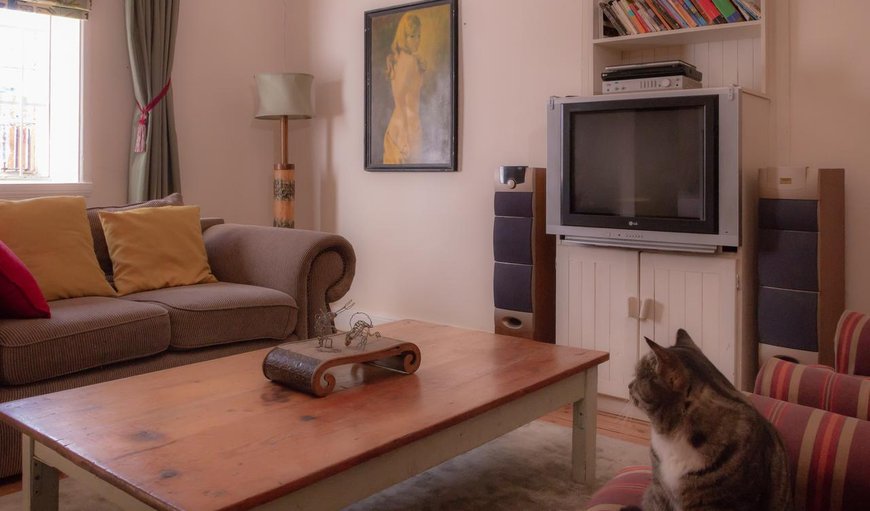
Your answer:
(757, 167), (845, 367)
(493, 166), (556, 342)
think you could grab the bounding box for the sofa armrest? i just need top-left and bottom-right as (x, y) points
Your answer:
(835, 310), (870, 376)
(755, 357), (870, 420)
(748, 394), (870, 510)
(203, 224), (355, 339)
(200, 217), (225, 232)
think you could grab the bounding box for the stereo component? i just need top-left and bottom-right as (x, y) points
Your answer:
(494, 166), (556, 342)
(757, 167), (845, 367)
(603, 76), (702, 94)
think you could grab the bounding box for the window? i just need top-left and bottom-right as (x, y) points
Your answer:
(0, 8), (80, 183)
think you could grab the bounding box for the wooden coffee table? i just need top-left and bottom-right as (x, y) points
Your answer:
(0, 320), (607, 511)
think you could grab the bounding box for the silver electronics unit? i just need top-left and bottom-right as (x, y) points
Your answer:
(603, 75), (702, 94)
(546, 87), (770, 253)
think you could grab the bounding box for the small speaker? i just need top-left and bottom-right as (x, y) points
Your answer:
(757, 167), (844, 367)
(494, 166), (556, 342)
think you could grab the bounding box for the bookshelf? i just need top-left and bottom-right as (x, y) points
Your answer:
(581, 0), (771, 95)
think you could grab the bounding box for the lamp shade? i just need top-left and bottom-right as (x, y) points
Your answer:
(255, 72), (314, 120)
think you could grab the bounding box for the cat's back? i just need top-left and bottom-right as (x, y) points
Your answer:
(669, 395), (791, 511)
(672, 347), (793, 510)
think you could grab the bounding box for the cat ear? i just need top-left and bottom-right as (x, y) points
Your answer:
(645, 338), (687, 390)
(645, 337), (672, 363)
(675, 329), (699, 349)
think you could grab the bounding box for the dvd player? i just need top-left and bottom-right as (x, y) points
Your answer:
(602, 60), (702, 82)
(603, 75), (702, 94)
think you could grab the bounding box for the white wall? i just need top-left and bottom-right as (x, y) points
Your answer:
(172, 0), (314, 225)
(779, 0), (870, 312)
(300, 0), (870, 328)
(54, 1), (870, 327)
(81, 0), (298, 222)
(80, 0), (131, 207)
(302, 0), (583, 329)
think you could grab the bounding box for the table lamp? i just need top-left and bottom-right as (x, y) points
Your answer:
(255, 72), (314, 228)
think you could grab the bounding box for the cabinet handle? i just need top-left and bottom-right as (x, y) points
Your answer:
(627, 297), (640, 319)
(639, 299), (654, 321)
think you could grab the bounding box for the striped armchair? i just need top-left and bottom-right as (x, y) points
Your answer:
(755, 357), (870, 420)
(586, 311), (870, 510)
(835, 310), (870, 376)
(754, 310), (870, 420)
(585, 394), (870, 511)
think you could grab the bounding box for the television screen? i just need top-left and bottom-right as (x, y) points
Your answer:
(569, 105), (706, 221)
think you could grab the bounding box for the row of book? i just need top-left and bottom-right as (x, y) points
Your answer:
(600, 0), (761, 37)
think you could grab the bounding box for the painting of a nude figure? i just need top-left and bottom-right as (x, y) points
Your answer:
(365, 0), (457, 171)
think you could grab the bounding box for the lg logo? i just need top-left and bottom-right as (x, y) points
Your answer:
(628, 221), (639, 226)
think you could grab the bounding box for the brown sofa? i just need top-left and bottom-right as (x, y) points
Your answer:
(0, 209), (355, 477)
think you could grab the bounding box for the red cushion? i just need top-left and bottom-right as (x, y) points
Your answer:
(0, 241), (50, 318)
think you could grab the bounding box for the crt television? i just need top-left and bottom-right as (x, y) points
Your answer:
(546, 87), (769, 253)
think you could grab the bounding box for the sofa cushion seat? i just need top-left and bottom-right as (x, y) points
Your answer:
(0, 297), (170, 385)
(121, 282), (297, 349)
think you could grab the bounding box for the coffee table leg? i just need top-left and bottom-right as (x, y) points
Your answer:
(571, 366), (597, 485)
(22, 435), (59, 511)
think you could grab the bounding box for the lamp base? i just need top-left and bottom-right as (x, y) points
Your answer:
(273, 164), (295, 228)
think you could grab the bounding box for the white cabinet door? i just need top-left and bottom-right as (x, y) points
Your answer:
(556, 246), (740, 398)
(639, 252), (738, 383)
(556, 245), (639, 399)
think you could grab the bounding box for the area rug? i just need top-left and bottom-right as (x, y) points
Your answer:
(0, 420), (649, 510)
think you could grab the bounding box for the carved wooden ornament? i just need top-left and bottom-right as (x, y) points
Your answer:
(263, 334), (422, 397)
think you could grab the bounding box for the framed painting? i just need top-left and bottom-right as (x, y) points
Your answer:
(365, 0), (458, 172)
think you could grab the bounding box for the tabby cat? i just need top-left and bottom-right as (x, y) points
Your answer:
(623, 330), (793, 511)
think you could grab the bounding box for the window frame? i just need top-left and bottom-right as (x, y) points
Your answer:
(0, 9), (88, 199)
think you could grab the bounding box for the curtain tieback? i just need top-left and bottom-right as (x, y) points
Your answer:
(135, 78), (172, 153)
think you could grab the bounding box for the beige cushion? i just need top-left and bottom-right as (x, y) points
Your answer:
(99, 205), (218, 295)
(0, 296), (170, 385)
(0, 196), (116, 301)
(122, 282), (297, 349)
(87, 193), (183, 278)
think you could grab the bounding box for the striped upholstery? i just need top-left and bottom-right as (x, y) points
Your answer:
(585, 396), (870, 511)
(835, 311), (870, 376)
(0, 297), (170, 385)
(585, 466), (651, 510)
(755, 357), (870, 420)
(122, 282), (297, 349)
(750, 394), (870, 510)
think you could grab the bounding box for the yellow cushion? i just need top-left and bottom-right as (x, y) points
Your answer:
(0, 196), (116, 301)
(98, 206), (217, 295)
